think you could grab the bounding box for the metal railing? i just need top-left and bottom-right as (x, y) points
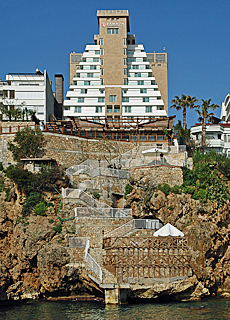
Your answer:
(85, 252), (103, 282)
(62, 188), (111, 209)
(84, 238), (102, 281)
(74, 207), (132, 218)
(104, 219), (163, 238)
(104, 220), (135, 238)
(66, 164), (131, 179)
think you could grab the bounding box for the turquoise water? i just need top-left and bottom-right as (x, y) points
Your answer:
(0, 298), (229, 320)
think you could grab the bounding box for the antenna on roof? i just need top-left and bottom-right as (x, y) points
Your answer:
(36, 68), (43, 75)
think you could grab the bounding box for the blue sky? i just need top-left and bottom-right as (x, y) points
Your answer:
(1, 0), (230, 128)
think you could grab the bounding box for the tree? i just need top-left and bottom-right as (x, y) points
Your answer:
(170, 94), (198, 129)
(8, 127), (44, 161)
(196, 98), (220, 150)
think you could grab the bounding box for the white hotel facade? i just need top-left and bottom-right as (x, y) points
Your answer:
(64, 10), (168, 122)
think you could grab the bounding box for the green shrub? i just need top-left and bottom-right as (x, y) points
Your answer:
(49, 219), (54, 224)
(34, 202), (47, 216)
(154, 193), (158, 198)
(168, 205), (174, 210)
(47, 202), (53, 207)
(0, 163), (3, 171)
(145, 195), (151, 202)
(171, 185), (182, 194)
(125, 183), (134, 196)
(93, 192), (100, 199)
(158, 183), (171, 196)
(53, 223), (62, 234)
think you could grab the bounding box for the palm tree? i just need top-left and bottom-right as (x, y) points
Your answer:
(196, 98), (220, 150)
(170, 94), (198, 129)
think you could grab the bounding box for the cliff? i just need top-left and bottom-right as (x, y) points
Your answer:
(0, 177), (101, 301)
(125, 187), (230, 298)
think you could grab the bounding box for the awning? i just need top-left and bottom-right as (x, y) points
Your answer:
(153, 223), (184, 237)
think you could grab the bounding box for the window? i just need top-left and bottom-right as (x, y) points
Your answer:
(95, 50), (100, 54)
(127, 40), (130, 45)
(107, 28), (119, 34)
(157, 106), (163, 110)
(101, 79), (104, 85)
(138, 81), (144, 85)
(140, 89), (147, 93)
(218, 134), (221, 139)
(95, 106), (102, 113)
(123, 48), (127, 55)
(114, 105), (120, 113)
(123, 58), (127, 65)
(93, 58), (99, 62)
(148, 73), (153, 77)
(76, 73), (80, 78)
(143, 97), (149, 102)
(87, 73), (94, 77)
(123, 38), (126, 45)
(100, 89), (104, 94)
(135, 73), (142, 77)
(100, 48), (104, 55)
(107, 105), (113, 113)
(123, 68), (127, 75)
(98, 97), (105, 102)
(100, 58), (104, 65)
(110, 95), (117, 102)
(101, 68), (104, 76)
(10, 91), (15, 99)
(123, 90), (127, 94)
(145, 106), (152, 112)
(84, 81), (90, 85)
(100, 38), (104, 45)
(125, 106), (131, 113)
(75, 107), (82, 113)
(151, 81), (156, 85)
(132, 65), (139, 69)
(122, 97), (129, 102)
(123, 78), (127, 85)
(114, 116), (120, 122)
(157, 64), (161, 67)
(90, 65), (97, 70)
(78, 98), (84, 102)
(81, 89), (87, 94)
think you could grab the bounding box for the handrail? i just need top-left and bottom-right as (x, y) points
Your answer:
(53, 187), (75, 221)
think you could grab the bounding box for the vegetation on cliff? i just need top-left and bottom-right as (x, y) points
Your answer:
(157, 152), (230, 206)
(8, 127), (44, 160)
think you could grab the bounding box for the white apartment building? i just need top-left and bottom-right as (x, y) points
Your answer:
(64, 10), (167, 121)
(0, 70), (54, 123)
(220, 93), (230, 122)
(190, 123), (230, 156)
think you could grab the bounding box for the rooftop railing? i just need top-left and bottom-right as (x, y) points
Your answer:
(74, 207), (132, 219)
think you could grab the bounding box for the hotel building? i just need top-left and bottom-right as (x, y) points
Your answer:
(64, 10), (168, 122)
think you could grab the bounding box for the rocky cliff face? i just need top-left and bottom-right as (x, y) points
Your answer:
(0, 179), (100, 301)
(125, 187), (230, 298)
(0, 172), (229, 301)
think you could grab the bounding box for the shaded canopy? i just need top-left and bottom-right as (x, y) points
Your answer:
(142, 147), (168, 157)
(153, 223), (184, 237)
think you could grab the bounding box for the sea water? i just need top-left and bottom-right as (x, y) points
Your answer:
(0, 298), (229, 320)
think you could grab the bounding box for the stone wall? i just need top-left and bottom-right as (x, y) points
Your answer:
(75, 217), (131, 248)
(43, 133), (155, 168)
(132, 166), (183, 187)
(0, 128), (189, 170)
